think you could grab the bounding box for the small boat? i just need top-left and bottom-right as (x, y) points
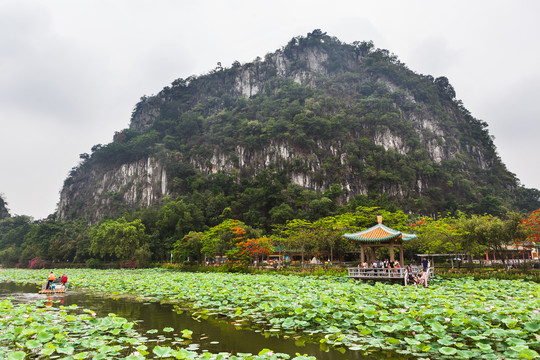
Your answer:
(38, 282), (66, 294)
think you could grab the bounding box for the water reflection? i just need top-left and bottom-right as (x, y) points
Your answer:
(0, 282), (387, 360)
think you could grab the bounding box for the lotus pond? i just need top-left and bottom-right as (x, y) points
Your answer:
(0, 269), (539, 360)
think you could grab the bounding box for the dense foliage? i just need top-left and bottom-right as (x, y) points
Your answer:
(0, 204), (536, 269)
(62, 30), (540, 225)
(0, 195), (8, 220)
(2, 269), (539, 360)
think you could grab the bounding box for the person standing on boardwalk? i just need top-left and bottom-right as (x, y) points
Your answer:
(422, 258), (428, 272)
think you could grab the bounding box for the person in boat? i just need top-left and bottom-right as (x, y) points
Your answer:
(46, 271), (55, 290)
(61, 273), (68, 287)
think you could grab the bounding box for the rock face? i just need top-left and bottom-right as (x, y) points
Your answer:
(57, 31), (530, 221)
(58, 158), (168, 223)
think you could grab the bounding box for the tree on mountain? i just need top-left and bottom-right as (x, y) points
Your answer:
(0, 195), (9, 220)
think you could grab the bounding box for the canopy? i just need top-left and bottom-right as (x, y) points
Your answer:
(343, 223), (418, 242)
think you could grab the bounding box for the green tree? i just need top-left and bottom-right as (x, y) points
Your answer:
(174, 231), (204, 263)
(277, 219), (316, 267)
(90, 218), (149, 261)
(200, 219), (259, 260)
(461, 213), (524, 266)
(411, 214), (466, 256)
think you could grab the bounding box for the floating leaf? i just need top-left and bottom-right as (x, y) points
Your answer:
(152, 346), (172, 358)
(477, 343), (492, 351)
(25, 340), (41, 349)
(520, 349), (540, 360)
(439, 347), (457, 355)
(37, 331), (54, 342)
(524, 321), (540, 333)
(73, 352), (89, 359)
(7, 351), (26, 360)
(57, 346), (75, 355)
(181, 329), (193, 339)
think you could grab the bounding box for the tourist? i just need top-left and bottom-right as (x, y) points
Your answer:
(46, 271), (55, 290)
(418, 270), (428, 287)
(422, 258), (428, 271)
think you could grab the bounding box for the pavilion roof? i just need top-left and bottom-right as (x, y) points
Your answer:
(343, 223), (418, 242)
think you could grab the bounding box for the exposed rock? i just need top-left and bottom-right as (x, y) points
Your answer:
(58, 158), (167, 222)
(374, 128), (409, 155)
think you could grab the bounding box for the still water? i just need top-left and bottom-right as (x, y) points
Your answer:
(0, 282), (390, 360)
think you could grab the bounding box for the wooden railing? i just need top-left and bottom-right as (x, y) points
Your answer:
(347, 266), (434, 286)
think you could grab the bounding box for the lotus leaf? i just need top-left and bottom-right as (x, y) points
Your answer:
(524, 320), (540, 333)
(520, 348), (540, 359)
(7, 351), (26, 360)
(439, 346), (457, 355)
(24, 339), (41, 349)
(57, 346), (75, 355)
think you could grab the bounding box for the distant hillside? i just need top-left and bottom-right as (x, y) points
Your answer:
(0, 195), (9, 220)
(58, 30), (540, 225)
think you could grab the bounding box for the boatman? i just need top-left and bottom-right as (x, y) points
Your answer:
(46, 271), (55, 290)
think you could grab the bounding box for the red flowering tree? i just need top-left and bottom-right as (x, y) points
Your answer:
(200, 219), (250, 260)
(520, 208), (540, 247)
(231, 236), (273, 264)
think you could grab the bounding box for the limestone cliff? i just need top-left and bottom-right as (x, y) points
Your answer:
(58, 158), (167, 223)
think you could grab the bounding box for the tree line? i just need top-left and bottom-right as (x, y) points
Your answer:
(0, 202), (537, 269)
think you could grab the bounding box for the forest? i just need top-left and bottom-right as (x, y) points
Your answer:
(1, 199), (539, 269)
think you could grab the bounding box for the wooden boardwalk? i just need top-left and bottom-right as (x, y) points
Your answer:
(347, 266), (433, 286)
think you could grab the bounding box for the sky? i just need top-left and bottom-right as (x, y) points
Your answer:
(1, 0), (539, 219)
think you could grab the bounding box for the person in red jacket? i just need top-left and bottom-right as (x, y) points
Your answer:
(61, 274), (68, 287)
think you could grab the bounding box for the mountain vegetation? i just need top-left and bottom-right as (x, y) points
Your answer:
(0, 195), (9, 220)
(1, 30), (538, 267)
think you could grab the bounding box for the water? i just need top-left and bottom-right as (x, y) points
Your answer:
(0, 282), (385, 360)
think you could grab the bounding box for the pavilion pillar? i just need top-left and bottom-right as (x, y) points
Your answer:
(399, 244), (404, 267)
(389, 245), (395, 263)
(360, 245), (365, 265)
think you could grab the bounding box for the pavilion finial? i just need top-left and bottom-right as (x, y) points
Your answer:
(377, 215), (382, 224)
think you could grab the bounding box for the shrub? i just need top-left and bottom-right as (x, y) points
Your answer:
(85, 258), (102, 269)
(28, 257), (47, 269)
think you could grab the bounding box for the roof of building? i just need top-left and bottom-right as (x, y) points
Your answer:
(343, 223), (418, 242)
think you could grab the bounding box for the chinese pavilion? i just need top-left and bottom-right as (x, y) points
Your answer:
(343, 216), (417, 267)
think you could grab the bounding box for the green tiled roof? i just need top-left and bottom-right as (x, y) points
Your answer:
(343, 223), (418, 242)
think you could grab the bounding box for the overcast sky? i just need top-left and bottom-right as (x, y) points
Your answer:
(1, 0), (539, 219)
